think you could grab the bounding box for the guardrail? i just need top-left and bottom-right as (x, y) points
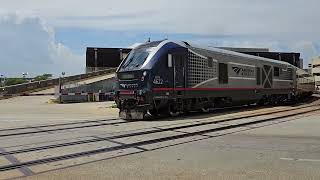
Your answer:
(0, 68), (117, 96)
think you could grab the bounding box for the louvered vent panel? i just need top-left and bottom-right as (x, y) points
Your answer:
(187, 50), (217, 87)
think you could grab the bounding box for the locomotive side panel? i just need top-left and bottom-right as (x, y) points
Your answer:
(185, 47), (261, 103)
(115, 40), (305, 119)
(183, 46), (296, 104)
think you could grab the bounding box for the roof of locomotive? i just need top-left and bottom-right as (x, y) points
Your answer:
(132, 40), (296, 70)
(186, 43), (294, 67)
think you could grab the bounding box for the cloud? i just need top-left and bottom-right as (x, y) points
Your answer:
(1, 0), (320, 69)
(2, 0), (319, 36)
(0, 13), (83, 77)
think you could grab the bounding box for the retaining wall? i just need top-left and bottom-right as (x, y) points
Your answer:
(0, 68), (116, 96)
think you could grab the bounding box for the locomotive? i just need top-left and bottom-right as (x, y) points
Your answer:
(115, 40), (315, 119)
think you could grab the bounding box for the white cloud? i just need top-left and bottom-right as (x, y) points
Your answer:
(0, 13), (83, 77)
(0, 0), (320, 70)
(1, 0), (320, 36)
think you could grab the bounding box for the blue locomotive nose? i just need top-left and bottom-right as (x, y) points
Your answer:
(116, 70), (149, 90)
(115, 70), (151, 105)
(115, 69), (152, 119)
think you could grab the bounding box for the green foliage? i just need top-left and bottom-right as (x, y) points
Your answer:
(33, 74), (53, 81)
(1, 73), (53, 86)
(4, 78), (28, 86)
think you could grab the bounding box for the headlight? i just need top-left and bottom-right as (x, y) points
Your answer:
(143, 71), (147, 76)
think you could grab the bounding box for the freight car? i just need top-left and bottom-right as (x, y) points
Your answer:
(114, 40), (314, 119)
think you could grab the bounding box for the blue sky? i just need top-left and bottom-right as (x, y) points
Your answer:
(54, 29), (270, 53)
(54, 28), (231, 54)
(55, 28), (319, 55)
(54, 28), (183, 53)
(0, 0), (320, 76)
(56, 27), (320, 63)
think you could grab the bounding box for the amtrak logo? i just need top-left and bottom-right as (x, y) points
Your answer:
(119, 83), (138, 89)
(232, 66), (254, 76)
(232, 67), (241, 74)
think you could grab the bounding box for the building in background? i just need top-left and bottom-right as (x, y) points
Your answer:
(86, 45), (304, 73)
(304, 66), (312, 74)
(312, 56), (320, 87)
(86, 47), (131, 73)
(219, 47), (303, 69)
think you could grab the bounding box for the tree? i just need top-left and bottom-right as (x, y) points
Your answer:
(33, 74), (53, 81)
(5, 78), (28, 86)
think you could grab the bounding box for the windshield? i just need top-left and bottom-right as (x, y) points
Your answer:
(119, 47), (154, 71)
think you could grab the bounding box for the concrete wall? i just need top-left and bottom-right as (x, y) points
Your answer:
(0, 68), (116, 96)
(60, 77), (117, 103)
(61, 77), (116, 94)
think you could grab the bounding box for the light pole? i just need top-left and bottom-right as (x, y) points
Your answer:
(22, 72), (28, 82)
(94, 48), (98, 72)
(0, 74), (4, 87)
(59, 72), (66, 103)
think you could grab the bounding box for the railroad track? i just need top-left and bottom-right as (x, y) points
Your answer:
(0, 104), (280, 139)
(0, 105), (265, 151)
(0, 106), (256, 140)
(0, 118), (119, 132)
(0, 103), (317, 156)
(0, 119), (130, 138)
(0, 96), (316, 139)
(0, 103), (319, 172)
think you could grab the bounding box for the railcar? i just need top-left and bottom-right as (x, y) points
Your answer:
(114, 40), (314, 119)
(296, 69), (315, 97)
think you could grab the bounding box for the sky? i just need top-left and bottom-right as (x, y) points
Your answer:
(0, 0), (320, 77)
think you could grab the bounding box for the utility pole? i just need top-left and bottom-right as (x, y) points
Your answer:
(59, 76), (62, 103)
(59, 72), (66, 103)
(22, 72), (28, 82)
(0, 74), (4, 87)
(94, 48), (98, 72)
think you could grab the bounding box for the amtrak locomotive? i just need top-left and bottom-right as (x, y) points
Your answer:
(115, 40), (314, 119)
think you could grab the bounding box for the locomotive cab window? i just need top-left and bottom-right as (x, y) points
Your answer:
(274, 67), (280, 77)
(219, 63), (228, 84)
(119, 47), (152, 71)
